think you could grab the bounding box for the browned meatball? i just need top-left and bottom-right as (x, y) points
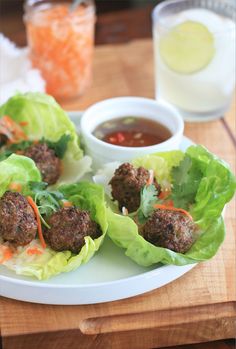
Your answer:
(141, 209), (195, 253)
(109, 163), (161, 213)
(24, 143), (61, 185)
(44, 207), (102, 253)
(0, 191), (37, 246)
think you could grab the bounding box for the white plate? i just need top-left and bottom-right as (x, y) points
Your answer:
(0, 129), (197, 305)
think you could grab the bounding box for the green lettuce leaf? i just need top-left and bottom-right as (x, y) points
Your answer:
(186, 146), (236, 228)
(0, 92), (91, 185)
(2, 182), (107, 280)
(0, 154), (41, 196)
(107, 145), (236, 266)
(132, 150), (184, 185)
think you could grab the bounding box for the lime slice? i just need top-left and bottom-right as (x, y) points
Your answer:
(159, 21), (215, 74)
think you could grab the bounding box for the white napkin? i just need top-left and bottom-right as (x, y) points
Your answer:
(0, 34), (45, 104)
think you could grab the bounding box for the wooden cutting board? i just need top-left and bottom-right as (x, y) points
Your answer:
(0, 39), (235, 349)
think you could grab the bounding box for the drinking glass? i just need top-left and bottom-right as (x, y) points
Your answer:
(152, 0), (236, 121)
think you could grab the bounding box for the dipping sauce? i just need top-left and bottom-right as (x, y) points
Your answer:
(93, 117), (172, 147)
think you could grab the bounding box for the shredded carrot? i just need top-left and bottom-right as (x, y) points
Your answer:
(4, 249), (13, 261)
(3, 116), (27, 140)
(19, 121), (28, 127)
(63, 201), (73, 207)
(26, 4), (94, 99)
(0, 115), (28, 143)
(27, 196), (46, 248)
(164, 199), (174, 207)
(8, 182), (22, 192)
(27, 247), (43, 255)
(0, 246), (13, 264)
(158, 190), (171, 200)
(153, 204), (193, 220)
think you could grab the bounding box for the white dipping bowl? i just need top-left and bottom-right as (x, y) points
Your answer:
(81, 97), (184, 169)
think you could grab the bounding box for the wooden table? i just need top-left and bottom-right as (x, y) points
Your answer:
(0, 39), (236, 349)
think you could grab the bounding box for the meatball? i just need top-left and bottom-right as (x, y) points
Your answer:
(44, 207), (102, 253)
(0, 191), (37, 246)
(24, 143), (61, 185)
(109, 163), (161, 213)
(141, 209), (195, 253)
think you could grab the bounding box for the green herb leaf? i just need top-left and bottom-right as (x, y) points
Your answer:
(137, 184), (158, 224)
(0, 140), (33, 162)
(29, 181), (65, 226)
(0, 134), (70, 162)
(171, 155), (202, 209)
(29, 181), (48, 191)
(44, 134), (71, 158)
(8, 140), (34, 152)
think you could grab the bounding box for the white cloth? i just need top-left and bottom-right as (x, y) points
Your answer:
(0, 34), (45, 104)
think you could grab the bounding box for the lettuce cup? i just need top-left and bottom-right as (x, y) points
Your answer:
(94, 145), (236, 266)
(0, 92), (91, 185)
(0, 154), (107, 280)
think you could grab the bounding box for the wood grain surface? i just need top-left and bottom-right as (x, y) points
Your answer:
(0, 39), (236, 349)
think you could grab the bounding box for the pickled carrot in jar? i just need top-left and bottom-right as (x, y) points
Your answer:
(24, 1), (95, 101)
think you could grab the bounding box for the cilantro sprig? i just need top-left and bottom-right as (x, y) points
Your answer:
(0, 135), (71, 161)
(44, 134), (71, 158)
(171, 155), (202, 209)
(8, 140), (34, 152)
(29, 181), (65, 228)
(137, 184), (159, 224)
(0, 140), (34, 161)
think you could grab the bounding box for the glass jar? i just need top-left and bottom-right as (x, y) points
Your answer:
(152, 0), (236, 121)
(24, 0), (95, 102)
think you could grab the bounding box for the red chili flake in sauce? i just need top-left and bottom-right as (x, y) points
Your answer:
(93, 117), (172, 148)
